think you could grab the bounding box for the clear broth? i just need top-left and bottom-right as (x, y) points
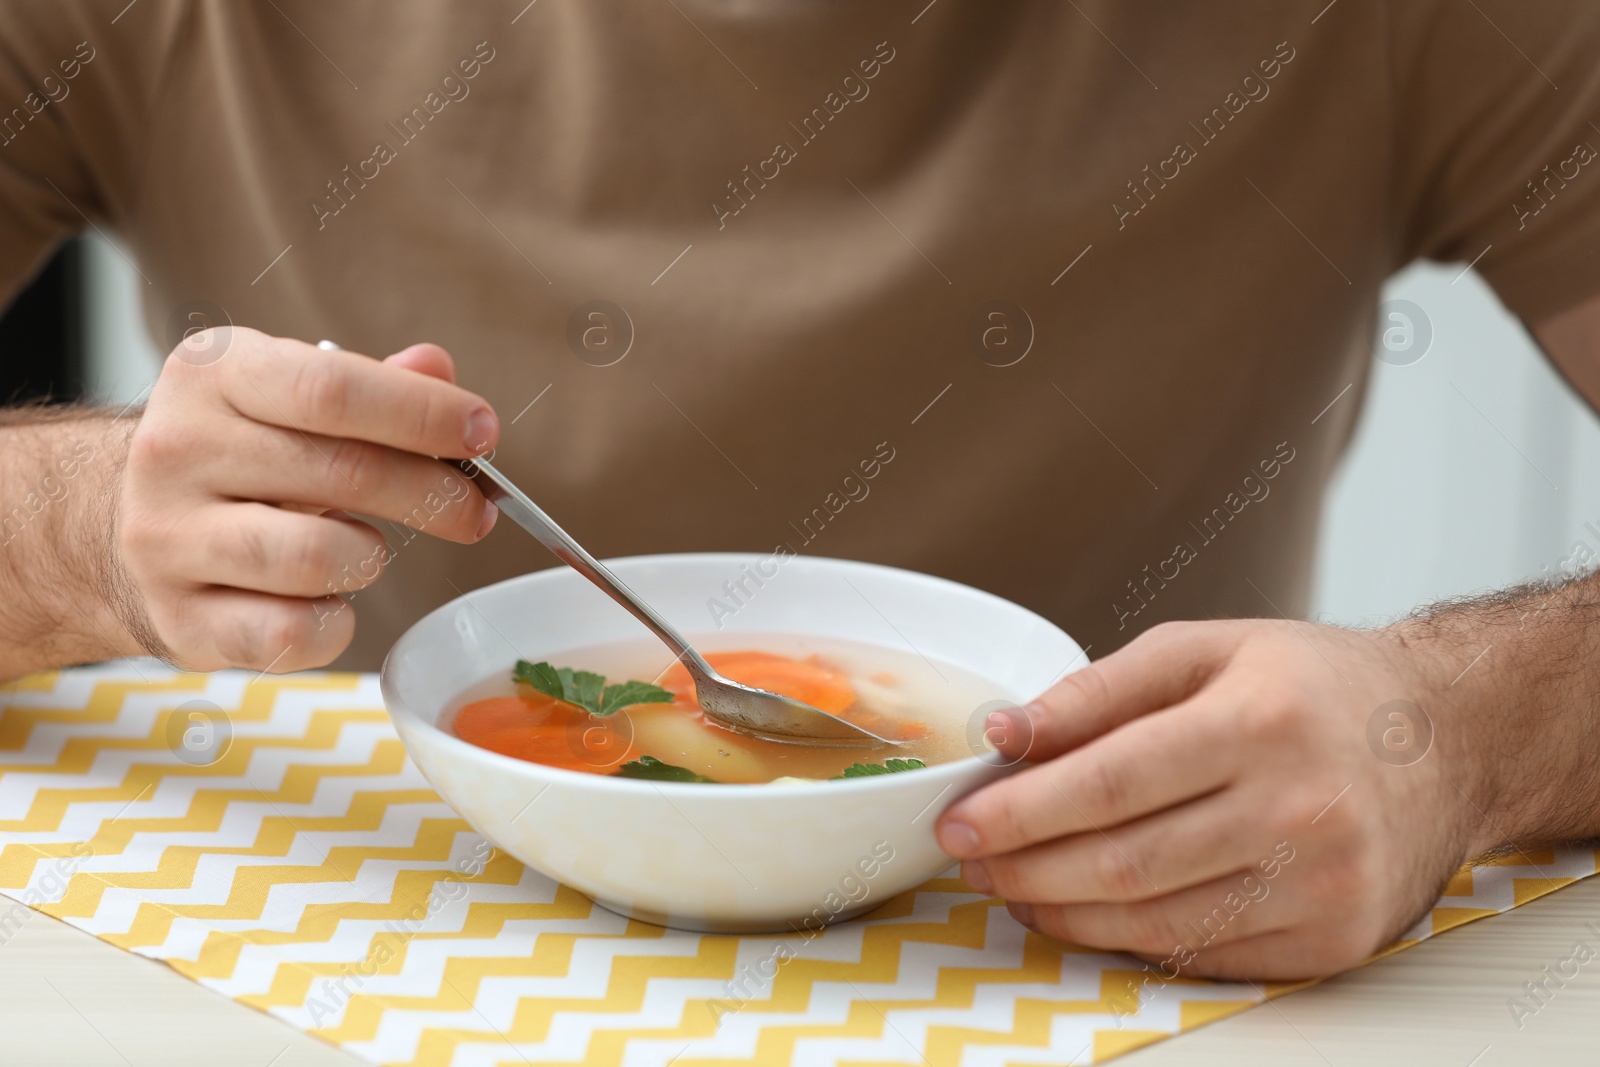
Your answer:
(446, 633), (1016, 784)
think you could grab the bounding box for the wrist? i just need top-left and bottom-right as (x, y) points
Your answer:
(1378, 583), (1600, 851)
(1368, 620), (1498, 857)
(0, 411), (147, 679)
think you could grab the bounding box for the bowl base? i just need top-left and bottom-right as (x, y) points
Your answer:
(590, 895), (882, 935)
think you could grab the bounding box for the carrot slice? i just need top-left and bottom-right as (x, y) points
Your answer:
(452, 695), (634, 774)
(453, 695), (562, 737)
(658, 651), (858, 715)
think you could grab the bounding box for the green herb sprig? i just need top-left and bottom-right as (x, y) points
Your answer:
(832, 758), (927, 779)
(513, 660), (674, 717)
(615, 755), (721, 783)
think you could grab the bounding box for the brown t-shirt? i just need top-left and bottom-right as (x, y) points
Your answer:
(3, 0), (1600, 670)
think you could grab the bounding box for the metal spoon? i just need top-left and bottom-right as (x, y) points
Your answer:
(313, 342), (894, 746)
(459, 455), (897, 746)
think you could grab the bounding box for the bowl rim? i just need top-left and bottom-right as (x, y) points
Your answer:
(380, 551), (1077, 798)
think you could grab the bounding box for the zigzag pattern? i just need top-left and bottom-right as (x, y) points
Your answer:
(0, 665), (1593, 1066)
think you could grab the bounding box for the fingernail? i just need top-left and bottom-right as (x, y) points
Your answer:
(963, 860), (993, 894)
(1008, 901), (1034, 927)
(465, 409), (498, 454)
(988, 708), (1022, 746)
(475, 500), (499, 540)
(938, 819), (981, 858)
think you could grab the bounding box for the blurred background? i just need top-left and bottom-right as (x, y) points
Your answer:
(7, 236), (1599, 627)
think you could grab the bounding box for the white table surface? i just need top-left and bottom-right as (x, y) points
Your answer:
(2, 876), (1594, 1065)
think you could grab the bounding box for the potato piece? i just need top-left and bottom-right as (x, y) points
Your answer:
(623, 704), (769, 783)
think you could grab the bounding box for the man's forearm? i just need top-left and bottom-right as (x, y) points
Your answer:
(0, 406), (144, 680)
(1387, 573), (1600, 850)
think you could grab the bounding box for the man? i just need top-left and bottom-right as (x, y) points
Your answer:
(2, 0), (1599, 981)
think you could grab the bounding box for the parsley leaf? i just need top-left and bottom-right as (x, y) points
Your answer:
(615, 755), (721, 783)
(560, 668), (606, 716)
(832, 758), (927, 779)
(599, 679), (675, 717)
(512, 660), (672, 717)
(513, 659), (565, 700)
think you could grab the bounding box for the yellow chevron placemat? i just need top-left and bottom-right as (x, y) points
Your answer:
(0, 664), (1594, 1066)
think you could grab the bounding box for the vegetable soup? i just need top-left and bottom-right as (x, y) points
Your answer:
(448, 635), (1012, 784)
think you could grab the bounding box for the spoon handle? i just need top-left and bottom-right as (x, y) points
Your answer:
(460, 457), (716, 677)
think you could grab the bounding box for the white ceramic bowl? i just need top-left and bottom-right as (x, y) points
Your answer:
(381, 553), (1084, 933)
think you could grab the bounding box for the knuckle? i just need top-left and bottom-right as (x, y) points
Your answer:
(1275, 790), (1329, 835)
(255, 604), (314, 665)
(295, 599), (355, 668)
(288, 529), (338, 589)
(334, 531), (388, 592)
(1122, 904), (1183, 955)
(1078, 758), (1130, 821)
(408, 386), (448, 447)
(1023, 903), (1073, 942)
(299, 593), (355, 652)
(983, 857), (1027, 899)
(169, 325), (224, 357)
(1056, 662), (1111, 712)
(435, 477), (481, 536)
(211, 617), (254, 667)
(1260, 634), (1328, 684)
(290, 360), (352, 425)
(233, 520), (275, 578)
(208, 324), (264, 358)
(1244, 692), (1307, 744)
(354, 522), (391, 569)
(146, 593), (211, 671)
(326, 437), (380, 496)
(439, 467), (473, 505)
(126, 416), (191, 470)
(448, 478), (484, 532)
(215, 601), (310, 669)
(1139, 619), (1194, 648)
(419, 480), (473, 537)
(1092, 843), (1147, 899)
(166, 588), (209, 640)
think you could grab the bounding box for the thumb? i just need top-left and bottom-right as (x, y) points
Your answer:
(993, 622), (1233, 763)
(383, 342), (458, 383)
